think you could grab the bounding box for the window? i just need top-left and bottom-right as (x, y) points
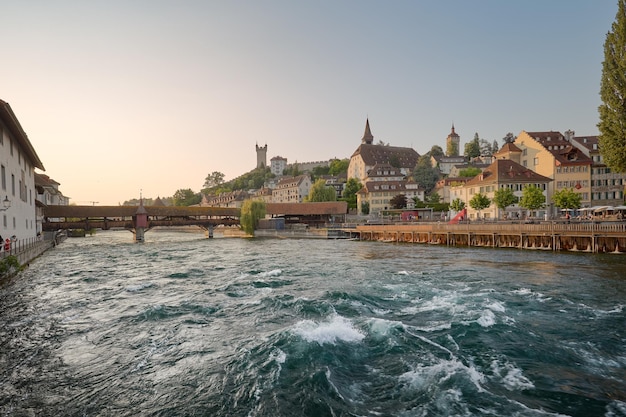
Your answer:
(533, 157), (538, 166)
(1, 165), (4, 190)
(11, 174), (15, 196)
(523, 160), (527, 167)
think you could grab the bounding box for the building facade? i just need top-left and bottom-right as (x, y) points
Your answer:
(356, 164), (424, 215)
(270, 156), (287, 176)
(272, 175), (312, 203)
(1, 100), (45, 241)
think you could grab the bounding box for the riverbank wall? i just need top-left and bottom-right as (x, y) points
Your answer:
(345, 221), (626, 254)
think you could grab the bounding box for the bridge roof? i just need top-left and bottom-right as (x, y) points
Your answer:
(44, 205), (240, 218)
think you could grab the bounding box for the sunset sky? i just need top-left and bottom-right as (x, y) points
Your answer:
(1, 1), (617, 205)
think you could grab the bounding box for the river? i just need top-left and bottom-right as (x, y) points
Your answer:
(1, 230), (625, 416)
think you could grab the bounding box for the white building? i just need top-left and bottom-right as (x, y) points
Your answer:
(272, 175), (312, 203)
(270, 156), (288, 176)
(0, 99), (45, 240)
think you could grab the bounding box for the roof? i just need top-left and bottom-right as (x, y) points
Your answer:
(0, 99), (45, 170)
(361, 118), (374, 144)
(495, 142), (522, 154)
(266, 202), (347, 216)
(523, 130), (592, 166)
(351, 143), (419, 169)
(464, 159), (552, 187)
(276, 174), (310, 187)
(570, 135), (599, 152)
(358, 179), (421, 194)
(35, 173), (60, 187)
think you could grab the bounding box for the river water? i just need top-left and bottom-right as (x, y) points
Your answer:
(0, 230), (625, 417)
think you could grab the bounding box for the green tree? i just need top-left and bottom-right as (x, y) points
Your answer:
(446, 141), (459, 157)
(519, 185), (546, 214)
(492, 187), (517, 218)
(598, 0), (626, 173)
(173, 188), (201, 206)
(311, 165), (330, 178)
(428, 145), (445, 158)
(306, 179), (336, 202)
(458, 167), (482, 178)
(203, 171), (225, 189)
(492, 139), (500, 154)
(469, 193), (491, 218)
(329, 159), (350, 175)
(342, 178), (362, 209)
(425, 192), (441, 205)
(464, 133), (481, 159)
(389, 194), (407, 209)
(239, 199), (266, 236)
(360, 201), (370, 215)
(450, 198), (465, 212)
(413, 155), (439, 194)
(552, 188), (582, 210)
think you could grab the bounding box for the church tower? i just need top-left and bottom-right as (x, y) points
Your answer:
(256, 143), (267, 168)
(446, 124), (460, 156)
(361, 118), (374, 144)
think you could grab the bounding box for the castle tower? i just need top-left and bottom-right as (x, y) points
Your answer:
(446, 124), (460, 156)
(361, 118), (374, 144)
(256, 143), (267, 168)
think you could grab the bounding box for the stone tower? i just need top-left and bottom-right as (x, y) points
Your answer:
(256, 143), (267, 168)
(446, 124), (460, 156)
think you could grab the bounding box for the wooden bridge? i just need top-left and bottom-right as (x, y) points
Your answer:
(346, 221), (626, 254)
(42, 205), (240, 240)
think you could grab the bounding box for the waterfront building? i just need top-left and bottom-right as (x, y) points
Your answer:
(433, 177), (470, 204)
(272, 174), (312, 203)
(202, 190), (251, 208)
(0, 99), (45, 241)
(348, 119), (419, 183)
(34, 173), (69, 234)
(567, 131), (626, 207)
(514, 130), (592, 215)
(355, 163), (424, 215)
(459, 159), (552, 220)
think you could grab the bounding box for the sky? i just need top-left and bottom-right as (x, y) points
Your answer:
(1, 1), (618, 205)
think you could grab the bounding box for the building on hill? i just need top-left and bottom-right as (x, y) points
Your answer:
(433, 177), (471, 204)
(348, 119), (420, 183)
(355, 163), (424, 215)
(1, 99), (46, 241)
(431, 155), (466, 176)
(493, 141), (522, 164)
(567, 131), (626, 208)
(202, 190), (251, 208)
(286, 159), (331, 173)
(270, 156), (287, 176)
(456, 159), (552, 220)
(272, 175), (312, 203)
(446, 124), (461, 156)
(514, 130), (592, 215)
(256, 143), (267, 168)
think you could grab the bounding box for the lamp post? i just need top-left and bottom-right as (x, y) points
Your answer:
(0, 196), (10, 211)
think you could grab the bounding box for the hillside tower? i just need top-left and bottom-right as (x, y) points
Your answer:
(256, 143), (267, 168)
(446, 124), (460, 156)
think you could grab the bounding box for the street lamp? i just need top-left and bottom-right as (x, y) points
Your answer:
(0, 196), (10, 211)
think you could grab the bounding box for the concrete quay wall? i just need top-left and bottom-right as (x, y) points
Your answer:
(349, 222), (626, 254)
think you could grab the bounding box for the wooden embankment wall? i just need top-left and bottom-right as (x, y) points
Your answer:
(348, 222), (626, 254)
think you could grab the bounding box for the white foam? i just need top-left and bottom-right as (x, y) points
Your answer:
(400, 356), (486, 392)
(292, 315), (365, 345)
(477, 309), (496, 327)
(490, 360), (535, 391)
(485, 301), (506, 313)
(259, 269), (282, 278)
(368, 317), (403, 337)
(396, 270), (410, 275)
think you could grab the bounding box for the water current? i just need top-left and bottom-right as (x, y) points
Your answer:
(1, 230), (625, 417)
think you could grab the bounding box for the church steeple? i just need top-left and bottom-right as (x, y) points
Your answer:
(361, 118), (374, 144)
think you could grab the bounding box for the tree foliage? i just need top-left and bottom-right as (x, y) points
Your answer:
(446, 141), (459, 157)
(305, 179), (336, 202)
(502, 132), (516, 143)
(329, 159), (350, 175)
(239, 199), (266, 236)
(519, 186), (546, 211)
(203, 171), (225, 189)
(458, 167), (482, 178)
(464, 133), (481, 159)
(492, 187), (517, 214)
(428, 145), (444, 158)
(598, 0), (626, 173)
(361, 201), (370, 215)
(552, 188), (582, 210)
(469, 193), (491, 214)
(413, 155), (439, 194)
(450, 198), (465, 212)
(173, 189), (201, 206)
(342, 178), (362, 209)
(389, 194), (407, 209)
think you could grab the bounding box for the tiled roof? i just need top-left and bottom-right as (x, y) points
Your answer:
(571, 135), (599, 152)
(351, 143), (419, 169)
(464, 159), (552, 187)
(495, 142), (522, 154)
(525, 131), (592, 166)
